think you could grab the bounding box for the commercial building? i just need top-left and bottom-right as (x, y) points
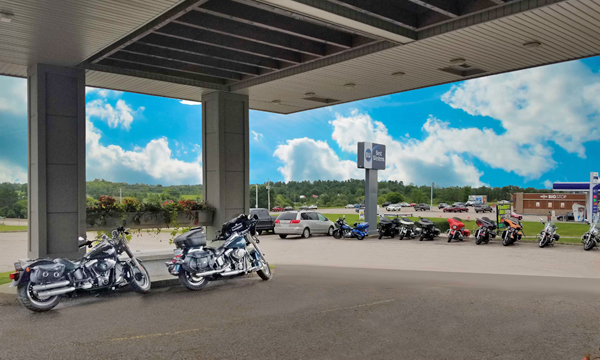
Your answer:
(513, 193), (586, 216)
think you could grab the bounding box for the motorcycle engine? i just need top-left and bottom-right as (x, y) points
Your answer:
(86, 259), (116, 286)
(226, 248), (246, 270)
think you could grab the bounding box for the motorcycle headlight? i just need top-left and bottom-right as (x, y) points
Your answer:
(452, 225), (457, 230)
(592, 228), (599, 235)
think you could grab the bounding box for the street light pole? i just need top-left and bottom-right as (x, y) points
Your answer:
(267, 179), (271, 211)
(255, 184), (258, 208)
(430, 182), (433, 208)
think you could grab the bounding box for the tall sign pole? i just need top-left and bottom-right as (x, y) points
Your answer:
(591, 172), (599, 223)
(431, 182), (433, 208)
(357, 142), (386, 233)
(267, 179), (271, 211)
(255, 184), (258, 208)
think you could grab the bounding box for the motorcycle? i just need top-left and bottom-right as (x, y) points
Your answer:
(167, 214), (271, 291)
(378, 215), (400, 239)
(581, 219), (599, 251)
(447, 217), (470, 242)
(398, 217), (417, 240)
(474, 217), (497, 245)
(538, 218), (559, 248)
(416, 217), (440, 241)
(501, 217), (523, 246)
(9, 227), (150, 312)
(332, 217), (369, 240)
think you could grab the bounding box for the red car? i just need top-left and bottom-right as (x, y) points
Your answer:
(443, 205), (469, 213)
(410, 203), (416, 207)
(272, 206), (284, 212)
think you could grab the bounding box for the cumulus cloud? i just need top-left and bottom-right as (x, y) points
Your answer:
(273, 138), (361, 182)
(543, 180), (553, 189)
(86, 87), (123, 98)
(442, 61), (600, 159)
(0, 76), (27, 115)
(86, 99), (143, 130)
(86, 119), (202, 185)
(0, 160), (27, 183)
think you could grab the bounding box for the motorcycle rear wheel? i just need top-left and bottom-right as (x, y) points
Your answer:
(179, 271), (209, 291)
(356, 233), (365, 240)
(17, 282), (60, 312)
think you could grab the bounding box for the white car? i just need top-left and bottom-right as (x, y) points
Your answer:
(275, 211), (334, 239)
(308, 205), (318, 209)
(386, 204), (401, 211)
(345, 204), (354, 209)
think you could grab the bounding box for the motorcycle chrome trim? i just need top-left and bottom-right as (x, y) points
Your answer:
(31, 280), (70, 292)
(37, 286), (76, 297)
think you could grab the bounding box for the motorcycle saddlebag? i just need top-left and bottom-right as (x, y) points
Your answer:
(553, 234), (560, 241)
(30, 263), (66, 284)
(184, 250), (214, 272)
(174, 227), (207, 248)
(463, 229), (471, 237)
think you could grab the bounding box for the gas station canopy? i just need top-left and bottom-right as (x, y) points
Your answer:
(1, 0), (600, 113)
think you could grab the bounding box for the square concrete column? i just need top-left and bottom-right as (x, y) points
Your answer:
(201, 91), (250, 233)
(28, 64), (86, 260)
(364, 169), (378, 229)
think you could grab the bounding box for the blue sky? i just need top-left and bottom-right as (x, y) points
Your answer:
(1, 56), (599, 188)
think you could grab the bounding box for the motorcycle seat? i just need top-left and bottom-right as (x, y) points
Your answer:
(55, 258), (80, 271)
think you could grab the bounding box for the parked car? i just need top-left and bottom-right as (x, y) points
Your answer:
(284, 206), (294, 211)
(510, 212), (523, 220)
(474, 204), (493, 213)
(409, 203), (416, 207)
(299, 205), (308, 210)
(353, 204), (360, 208)
(249, 208), (275, 234)
(345, 204), (355, 209)
(465, 201), (475, 207)
(386, 204), (401, 211)
(443, 204), (469, 213)
(556, 212), (574, 221)
(272, 206), (284, 212)
(308, 205), (318, 209)
(400, 202), (410, 207)
(438, 203), (449, 209)
(414, 203), (430, 211)
(355, 205), (365, 213)
(452, 202), (466, 207)
(381, 202), (391, 207)
(274, 211), (335, 239)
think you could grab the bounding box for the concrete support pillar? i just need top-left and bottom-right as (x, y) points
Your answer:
(364, 169), (378, 230)
(201, 91), (250, 233)
(28, 64), (86, 260)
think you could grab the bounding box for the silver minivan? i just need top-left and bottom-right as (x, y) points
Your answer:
(275, 211), (335, 239)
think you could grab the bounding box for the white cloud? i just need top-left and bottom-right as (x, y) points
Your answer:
(86, 87), (123, 98)
(543, 180), (553, 189)
(252, 131), (263, 142)
(86, 119), (202, 185)
(0, 160), (27, 183)
(180, 100), (201, 106)
(442, 61), (600, 159)
(0, 77), (27, 115)
(273, 138), (361, 182)
(86, 99), (143, 130)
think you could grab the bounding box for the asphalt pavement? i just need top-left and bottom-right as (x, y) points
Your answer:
(2, 265), (600, 359)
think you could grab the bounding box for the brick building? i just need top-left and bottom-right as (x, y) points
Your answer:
(513, 193), (587, 215)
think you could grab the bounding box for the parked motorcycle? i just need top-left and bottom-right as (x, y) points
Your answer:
(416, 218), (440, 241)
(538, 218), (559, 248)
(501, 217), (523, 246)
(398, 217), (416, 240)
(9, 227), (150, 312)
(167, 214), (271, 291)
(333, 217), (369, 240)
(474, 217), (497, 245)
(581, 219), (599, 251)
(378, 215), (400, 239)
(447, 217), (470, 242)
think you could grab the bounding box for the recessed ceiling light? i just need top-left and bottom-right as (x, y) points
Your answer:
(0, 12), (14, 23)
(523, 41), (541, 49)
(450, 58), (466, 65)
(304, 92), (316, 97)
(343, 83), (356, 89)
(392, 71), (405, 77)
(271, 99), (281, 104)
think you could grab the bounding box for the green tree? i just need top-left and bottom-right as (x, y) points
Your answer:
(6, 209), (16, 218)
(386, 192), (404, 204)
(410, 189), (427, 204)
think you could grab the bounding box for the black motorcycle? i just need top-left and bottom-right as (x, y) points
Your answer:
(9, 227), (150, 312)
(474, 217), (497, 245)
(378, 215), (400, 239)
(398, 217), (416, 240)
(416, 218), (440, 241)
(167, 214), (271, 291)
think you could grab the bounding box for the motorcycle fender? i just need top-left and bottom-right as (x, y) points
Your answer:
(9, 271), (27, 288)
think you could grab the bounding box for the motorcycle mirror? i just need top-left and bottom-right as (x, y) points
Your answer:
(111, 230), (119, 238)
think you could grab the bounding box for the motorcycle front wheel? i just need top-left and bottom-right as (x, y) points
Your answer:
(129, 262), (151, 294)
(332, 229), (342, 239)
(179, 271), (209, 291)
(257, 260), (272, 281)
(17, 282), (60, 312)
(539, 235), (549, 248)
(584, 238), (595, 251)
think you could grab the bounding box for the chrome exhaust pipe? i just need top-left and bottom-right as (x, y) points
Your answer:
(193, 269), (226, 277)
(37, 286), (75, 297)
(32, 280), (70, 291)
(220, 269), (244, 277)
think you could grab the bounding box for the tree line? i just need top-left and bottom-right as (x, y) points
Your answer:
(1, 179), (551, 218)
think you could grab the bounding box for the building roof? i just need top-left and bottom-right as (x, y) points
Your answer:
(1, 0), (599, 114)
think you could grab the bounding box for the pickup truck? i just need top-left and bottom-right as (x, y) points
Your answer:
(474, 204), (493, 213)
(414, 203), (430, 211)
(443, 204), (469, 213)
(249, 208), (275, 234)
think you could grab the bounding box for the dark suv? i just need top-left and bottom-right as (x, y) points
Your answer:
(249, 208), (275, 234)
(414, 203), (430, 211)
(474, 204), (493, 213)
